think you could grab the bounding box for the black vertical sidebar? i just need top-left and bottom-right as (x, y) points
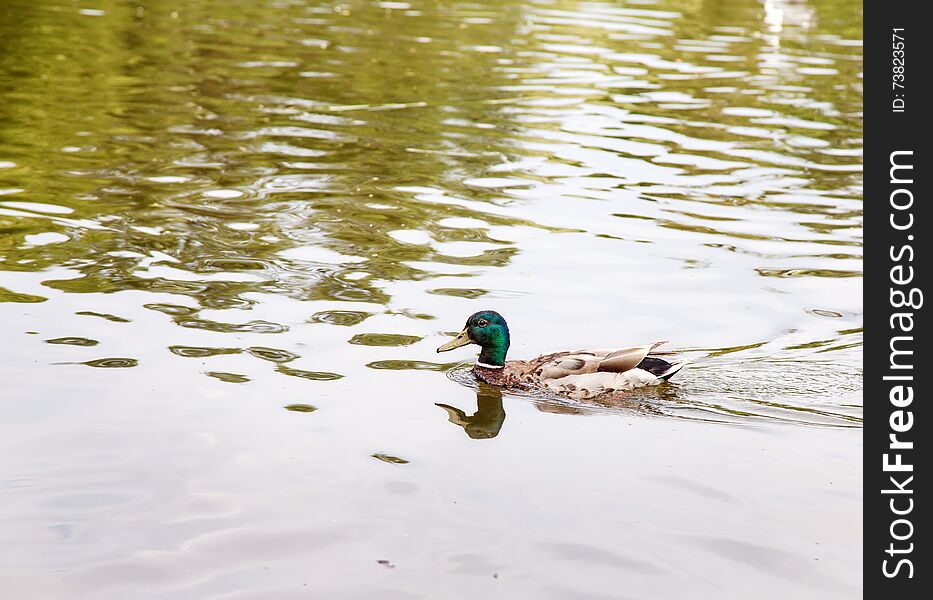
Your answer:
(864, 0), (927, 597)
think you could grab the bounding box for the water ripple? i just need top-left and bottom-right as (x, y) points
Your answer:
(0, 1), (862, 596)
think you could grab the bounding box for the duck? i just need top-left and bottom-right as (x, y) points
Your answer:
(436, 310), (687, 399)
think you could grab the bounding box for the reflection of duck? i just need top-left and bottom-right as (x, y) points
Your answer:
(437, 310), (688, 399)
(436, 383), (506, 439)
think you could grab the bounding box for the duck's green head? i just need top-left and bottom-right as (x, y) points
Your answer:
(436, 310), (510, 367)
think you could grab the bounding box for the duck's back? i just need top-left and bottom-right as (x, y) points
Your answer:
(490, 343), (687, 399)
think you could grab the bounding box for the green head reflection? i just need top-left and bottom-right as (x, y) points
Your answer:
(436, 383), (506, 439)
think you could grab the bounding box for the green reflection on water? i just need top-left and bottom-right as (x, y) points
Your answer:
(371, 453), (410, 465)
(284, 403), (317, 413)
(0, 286), (46, 303)
(437, 383), (507, 439)
(1, 0), (861, 425)
(0, 2), (865, 595)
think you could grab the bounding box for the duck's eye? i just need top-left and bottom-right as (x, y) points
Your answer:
(477, 319), (488, 328)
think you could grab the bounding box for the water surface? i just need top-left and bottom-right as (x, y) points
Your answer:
(1, 0), (861, 597)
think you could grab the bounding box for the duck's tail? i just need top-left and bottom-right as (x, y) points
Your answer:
(658, 359), (690, 381)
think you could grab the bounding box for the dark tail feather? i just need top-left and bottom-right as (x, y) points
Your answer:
(658, 360), (689, 381)
(637, 356), (689, 381)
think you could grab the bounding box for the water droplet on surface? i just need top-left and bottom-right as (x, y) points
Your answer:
(205, 372), (250, 383)
(276, 366), (343, 381)
(371, 453), (409, 465)
(348, 333), (422, 347)
(247, 347), (299, 363)
(169, 346), (241, 358)
(46, 337), (99, 347)
(308, 310), (372, 326)
(81, 358), (138, 368)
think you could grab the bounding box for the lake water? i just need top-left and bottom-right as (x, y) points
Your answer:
(1, 0), (862, 597)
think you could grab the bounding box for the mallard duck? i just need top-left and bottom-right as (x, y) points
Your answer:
(436, 310), (687, 399)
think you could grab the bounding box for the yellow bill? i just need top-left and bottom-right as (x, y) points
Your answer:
(437, 329), (472, 352)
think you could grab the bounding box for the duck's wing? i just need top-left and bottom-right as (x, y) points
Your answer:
(593, 341), (668, 373)
(522, 352), (601, 381)
(517, 342), (676, 400)
(524, 341), (668, 381)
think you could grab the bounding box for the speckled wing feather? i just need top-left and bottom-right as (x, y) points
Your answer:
(503, 341), (672, 399)
(595, 341), (668, 373)
(513, 341), (668, 382)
